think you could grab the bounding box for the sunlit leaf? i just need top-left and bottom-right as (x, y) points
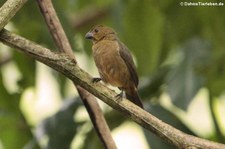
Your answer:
(35, 99), (81, 149)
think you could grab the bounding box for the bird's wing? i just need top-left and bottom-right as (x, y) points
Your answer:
(118, 41), (139, 87)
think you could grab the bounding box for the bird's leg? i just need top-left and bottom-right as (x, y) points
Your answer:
(115, 88), (125, 100)
(115, 91), (123, 99)
(92, 77), (102, 83)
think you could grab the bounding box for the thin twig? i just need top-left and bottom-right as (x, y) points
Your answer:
(77, 86), (117, 148)
(35, 0), (117, 148)
(1, 29), (225, 149)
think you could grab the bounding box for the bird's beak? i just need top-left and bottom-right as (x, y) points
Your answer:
(85, 32), (93, 39)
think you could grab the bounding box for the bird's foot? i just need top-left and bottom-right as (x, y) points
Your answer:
(92, 77), (102, 83)
(115, 91), (124, 101)
(115, 92), (122, 99)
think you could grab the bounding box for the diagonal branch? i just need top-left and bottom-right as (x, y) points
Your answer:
(36, 0), (74, 59)
(0, 0), (28, 30)
(35, 0), (117, 148)
(1, 29), (225, 149)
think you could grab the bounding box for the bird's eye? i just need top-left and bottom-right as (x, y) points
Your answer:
(94, 29), (99, 33)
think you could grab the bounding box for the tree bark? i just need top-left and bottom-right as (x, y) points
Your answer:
(0, 0), (27, 30)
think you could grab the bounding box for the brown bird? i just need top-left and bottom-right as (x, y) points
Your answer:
(85, 25), (143, 108)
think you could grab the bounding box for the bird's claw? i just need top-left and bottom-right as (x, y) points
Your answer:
(92, 77), (102, 83)
(115, 92), (124, 102)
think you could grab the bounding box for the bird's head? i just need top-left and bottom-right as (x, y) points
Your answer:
(85, 25), (117, 43)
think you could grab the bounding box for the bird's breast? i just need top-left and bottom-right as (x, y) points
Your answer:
(92, 40), (131, 87)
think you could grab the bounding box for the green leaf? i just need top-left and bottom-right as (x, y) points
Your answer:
(167, 38), (210, 110)
(0, 73), (36, 149)
(13, 51), (35, 88)
(123, 0), (165, 75)
(139, 66), (170, 101)
(35, 99), (81, 149)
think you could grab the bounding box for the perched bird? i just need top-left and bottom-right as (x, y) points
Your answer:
(85, 25), (143, 108)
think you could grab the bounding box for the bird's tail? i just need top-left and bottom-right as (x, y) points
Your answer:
(125, 87), (143, 109)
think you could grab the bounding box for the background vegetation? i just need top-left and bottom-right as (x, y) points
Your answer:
(0, 0), (225, 148)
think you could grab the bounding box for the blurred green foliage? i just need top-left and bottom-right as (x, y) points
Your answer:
(0, 0), (225, 148)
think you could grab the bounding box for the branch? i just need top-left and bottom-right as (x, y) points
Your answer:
(35, 0), (117, 148)
(0, 0), (27, 30)
(1, 29), (225, 149)
(36, 0), (74, 59)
